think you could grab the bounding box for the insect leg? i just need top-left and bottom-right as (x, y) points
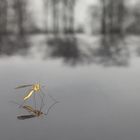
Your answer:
(33, 92), (36, 110)
(39, 93), (45, 112)
(44, 101), (59, 117)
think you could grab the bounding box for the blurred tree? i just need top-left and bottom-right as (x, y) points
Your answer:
(44, 0), (60, 33)
(62, 0), (76, 33)
(51, 0), (59, 33)
(88, 5), (101, 34)
(61, 0), (69, 33)
(67, 0), (76, 33)
(127, 3), (140, 34)
(100, 0), (108, 34)
(13, 0), (32, 34)
(44, 0), (50, 32)
(100, 0), (125, 34)
(0, 0), (8, 33)
(43, 0), (76, 34)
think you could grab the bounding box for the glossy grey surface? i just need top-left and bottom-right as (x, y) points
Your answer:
(1, 34), (140, 140)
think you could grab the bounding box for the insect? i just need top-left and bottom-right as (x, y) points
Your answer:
(15, 83), (43, 101)
(14, 83), (59, 120)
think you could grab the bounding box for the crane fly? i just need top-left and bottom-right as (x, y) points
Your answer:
(15, 83), (43, 101)
(14, 83), (59, 120)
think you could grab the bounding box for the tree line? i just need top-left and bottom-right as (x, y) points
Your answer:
(0, 0), (76, 34)
(0, 0), (140, 35)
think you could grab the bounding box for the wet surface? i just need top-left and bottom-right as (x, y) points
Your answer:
(1, 34), (140, 140)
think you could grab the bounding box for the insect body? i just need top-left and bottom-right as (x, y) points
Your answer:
(23, 84), (41, 100)
(15, 83), (42, 100)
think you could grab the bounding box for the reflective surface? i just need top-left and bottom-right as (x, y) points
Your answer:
(1, 34), (140, 140)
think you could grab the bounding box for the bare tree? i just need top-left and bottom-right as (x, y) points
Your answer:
(61, 0), (68, 33)
(61, 0), (76, 33)
(100, 0), (107, 34)
(51, 0), (59, 33)
(100, 0), (125, 34)
(44, 0), (50, 32)
(13, 0), (28, 34)
(44, 0), (76, 34)
(0, 0), (8, 33)
(68, 0), (76, 33)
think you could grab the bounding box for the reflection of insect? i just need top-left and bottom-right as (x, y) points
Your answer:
(15, 83), (43, 100)
(17, 101), (59, 120)
(17, 105), (44, 120)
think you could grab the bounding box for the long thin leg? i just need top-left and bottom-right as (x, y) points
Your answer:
(48, 92), (58, 102)
(40, 87), (59, 115)
(33, 93), (36, 110)
(39, 93), (45, 112)
(19, 100), (26, 108)
(40, 88), (48, 112)
(44, 101), (59, 117)
(40, 88), (46, 99)
(40, 89), (47, 106)
(41, 87), (58, 103)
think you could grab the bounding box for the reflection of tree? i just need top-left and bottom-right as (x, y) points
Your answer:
(0, 34), (30, 56)
(0, 33), (131, 67)
(45, 34), (130, 67)
(46, 36), (84, 65)
(93, 34), (130, 66)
